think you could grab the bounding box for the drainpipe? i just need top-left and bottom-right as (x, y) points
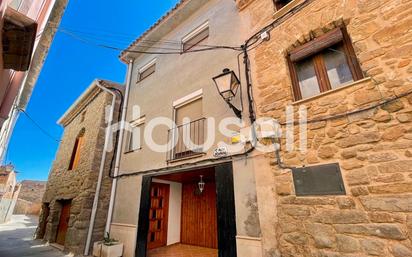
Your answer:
(105, 59), (134, 234)
(84, 80), (118, 256)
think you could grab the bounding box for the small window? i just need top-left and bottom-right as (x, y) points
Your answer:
(182, 22), (209, 52)
(68, 129), (85, 170)
(292, 163), (346, 196)
(138, 61), (156, 82)
(273, 0), (293, 10)
(126, 117), (145, 152)
(287, 27), (363, 101)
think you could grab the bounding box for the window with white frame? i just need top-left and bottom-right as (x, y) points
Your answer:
(168, 90), (205, 160)
(126, 116), (145, 152)
(182, 22), (209, 52)
(137, 59), (156, 82)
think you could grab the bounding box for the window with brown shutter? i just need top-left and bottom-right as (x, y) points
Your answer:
(68, 130), (85, 170)
(182, 26), (209, 52)
(287, 27), (363, 101)
(170, 99), (204, 160)
(138, 63), (156, 82)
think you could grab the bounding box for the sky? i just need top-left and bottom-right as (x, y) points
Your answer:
(6, 0), (180, 182)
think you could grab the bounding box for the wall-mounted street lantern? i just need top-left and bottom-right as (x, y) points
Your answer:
(213, 68), (242, 119)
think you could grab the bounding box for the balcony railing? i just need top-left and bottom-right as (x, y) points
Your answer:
(167, 118), (206, 161)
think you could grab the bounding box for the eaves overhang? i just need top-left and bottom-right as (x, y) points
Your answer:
(57, 79), (123, 127)
(120, 0), (209, 63)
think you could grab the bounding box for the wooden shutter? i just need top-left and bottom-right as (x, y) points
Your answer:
(175, 99), (203, 125)
(289, 28), (344, 62)
(68, 135), (84, 170)
(139, 63), (156, 81)
(183, 27), (209, 52)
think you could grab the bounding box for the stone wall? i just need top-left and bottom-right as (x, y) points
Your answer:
(14, 180), (46, 215)
(238, 0), (412, 256)
(37, 88), (120, 255)
(17, 180), (46, 203)
(14, 198), (42, 215)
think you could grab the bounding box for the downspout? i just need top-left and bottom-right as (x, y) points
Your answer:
(84, 80), (117, 256)
(105, 59), (134, 234)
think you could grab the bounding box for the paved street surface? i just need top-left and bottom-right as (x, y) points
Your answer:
(0, 215), (71, 257)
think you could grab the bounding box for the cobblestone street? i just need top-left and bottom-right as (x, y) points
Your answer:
(0, 215), (70, 257)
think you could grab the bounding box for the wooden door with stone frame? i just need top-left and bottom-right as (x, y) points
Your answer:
(55, 200), (71, 246)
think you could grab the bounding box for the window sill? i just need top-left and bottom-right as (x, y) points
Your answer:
(291, 77), (372, 105)
(124, 148), (142, 154)
(273, 0), (305, 21)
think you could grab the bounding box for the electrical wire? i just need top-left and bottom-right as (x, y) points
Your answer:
(18, 108), (61, 143)
(56, 26), (243, 55)
(280, 89), (412, 126)
(60, 29), (242, 55)
(58, 29), (182, 51)
(58, 25), (241, 49)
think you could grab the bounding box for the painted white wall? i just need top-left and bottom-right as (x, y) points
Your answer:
(152, 179), (182, 245)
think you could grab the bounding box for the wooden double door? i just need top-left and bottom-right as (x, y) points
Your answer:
(137, 163), (237, 257)
(147, 182), (218, 250)
(181, 182), (218, 249)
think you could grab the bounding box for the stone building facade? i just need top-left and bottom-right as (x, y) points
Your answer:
(36, 80), (123, 255)
(236, 0), (412, 257)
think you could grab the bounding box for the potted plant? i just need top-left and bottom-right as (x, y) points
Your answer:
(93, 233), (123, 257)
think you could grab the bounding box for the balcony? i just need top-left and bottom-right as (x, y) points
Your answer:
(167, 118), (206, 161)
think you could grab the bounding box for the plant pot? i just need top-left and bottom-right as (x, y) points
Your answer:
(93, 242), (123, 257)
(93, 241), (103, 257)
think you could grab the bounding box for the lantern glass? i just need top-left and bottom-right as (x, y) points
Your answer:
(213, 69), (240, 101)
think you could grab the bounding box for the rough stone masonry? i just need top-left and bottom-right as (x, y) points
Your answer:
(237, 0), (412, 256)
(36, 81), (122, 255)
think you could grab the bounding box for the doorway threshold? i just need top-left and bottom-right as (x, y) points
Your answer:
(50, 243), (64, 251)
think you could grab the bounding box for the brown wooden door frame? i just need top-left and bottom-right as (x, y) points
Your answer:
(135, 162), (237, 257)
(55, 200), (72, 246)
(147, 182), (170, 250)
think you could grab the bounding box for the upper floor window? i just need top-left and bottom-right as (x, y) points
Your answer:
(167, 90), (205, 161)
(273, 0), (293, 10)
(68, 129), (85, 170)
(287, 27), (363, 101)
(182, 22), (209, 52)
(126, 116), (145, 153)
(138, 59), (156, 82)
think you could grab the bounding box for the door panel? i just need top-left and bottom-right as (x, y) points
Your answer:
(215, 163), (237, 257)
(181, 182), (218, 249)
(147, 183), (170, 250)
(56, 201), (71, 246)
(136, 176), (152, 257)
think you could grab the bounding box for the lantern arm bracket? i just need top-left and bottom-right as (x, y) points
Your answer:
(226, 100), (242, 119)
